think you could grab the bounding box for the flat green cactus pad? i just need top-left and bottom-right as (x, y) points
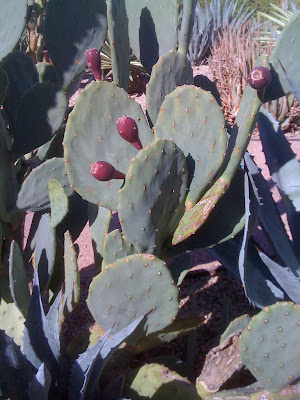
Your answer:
(48, 179), (69, 228)
(118, 139), (187, 255)
(202, 383), (300, 400)
(43, 0), (107, 88)
(0, 300), (25, 347)
(125, 0), (179, 73)
(264, 11), (300, 101)
(124, 363), (199, 399)
(16, 158), (73, 212)
(154, 85), (227, 210)
(239, 302), (300, 392)
(64, 81), (153, 210)
(146, 50), (193, 126)
(103, 229), (135, 265)
(0, 0), (27, 60)
(86, 254), (179, 336)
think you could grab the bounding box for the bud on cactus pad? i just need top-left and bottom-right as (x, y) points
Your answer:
(90, 161), (125, 181)
(116, 116), (143, 150)
(85, 48), (101, 80)
(248, 66), (271, 90)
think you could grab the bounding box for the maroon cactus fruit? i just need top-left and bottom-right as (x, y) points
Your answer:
(116, 116), (143, 150)
(85, 48), (102, 80)
(248, 66), (271, 90)
(90, 161), (125, 181)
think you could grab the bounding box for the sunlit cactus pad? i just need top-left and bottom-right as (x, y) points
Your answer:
(86, 254), (179, 336)
(118, 139), (187, 255)
(239, 302), (300, 392)
(154, 85), (227, 209)
(63, 81), (153, 210)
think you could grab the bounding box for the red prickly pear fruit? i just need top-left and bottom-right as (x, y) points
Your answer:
(85, 48), (101, 80)
(90, 161), (125, 181)
(116, 116), (143, 150)
(248, 66), (271, 90)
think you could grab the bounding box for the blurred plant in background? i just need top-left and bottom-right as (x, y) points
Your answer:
(179, 0), (255, 66)
(207, 1), (299, 130)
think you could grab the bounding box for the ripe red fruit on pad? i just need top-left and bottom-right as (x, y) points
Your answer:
(116, 116), (143, 150)
(90, 161), (125, 181)
(248, 66), (271, 90)
(85, 48), (101, 80)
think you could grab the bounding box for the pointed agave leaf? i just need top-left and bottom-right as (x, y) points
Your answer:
(81, 315), (147, 400)
(69, 315), (146, 399)
(245, 152), (300, 276)
(23, 269), (61, 376)
(27, 363), (51, 400)
(48, 178), (69, 228)
(258, 108), (300, 262)
(258, 251), (300, 304)
(68, 330), (111, 399)
(8, 240), (30, 317)
(0, 330), (35, 400)
(258, 108), (300, 212)
(210, 233), (286, 309)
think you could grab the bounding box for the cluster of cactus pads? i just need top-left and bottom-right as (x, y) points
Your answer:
(0, 0), (299, 398)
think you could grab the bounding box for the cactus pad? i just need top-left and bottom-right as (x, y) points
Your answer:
(124, 363), (199, 400)
(196, 331), (243, 396)
(103, 229), (135, 265)
(0, 0), (27, 60)
(154, 85), (227, 210)
(118, 139), (187, 255)
(0, 67), (8, 105)
(125, 0), (179, 73)
(264, 11), (300, 101)
(43, 0), (107, 88)
(0, 300), (25, 347)
(220, 314), (251, 343)
(64, 81), (153, 210)
(48, 179), (69, 228)
(14, 83), (67, 158)
(9, 241), (30, 317)
(202, 383), (300, 400)
(106, 0), (130, 89)
(16, 158), (73, 212)
(146, 50), (193, 126)
(239, 302), (300, 391)
(86, 254), (179, 336)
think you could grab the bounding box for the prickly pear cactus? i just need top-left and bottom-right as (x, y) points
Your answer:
(264, 11), (300, 101)
(63, 81), (153, 210)
(146, 50), (193, 126)
(102, 229), (135, 265)
(0, 0), (28, 60)
(154, 85), (227, 210)
(239, 302), (300, 392)
(203, 383), (300, 400)
(0, 300), (25, 347)
(196, 331), (243, 397)
(106, 0), (130, 89)
(125, 0), (179, 73)
(124, 362), (200, 399)
(16, 158), (73, 212)
(118, 139), (187, 255)
(43, 0), (107, 88)
(86, 254), (179, 336)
